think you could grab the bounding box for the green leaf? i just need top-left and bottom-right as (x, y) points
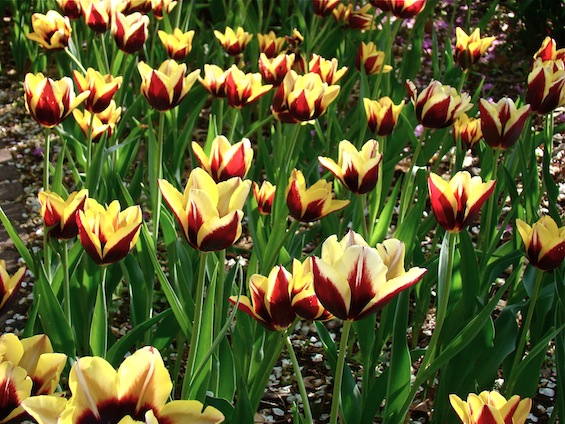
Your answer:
(0, 206), (35, 274)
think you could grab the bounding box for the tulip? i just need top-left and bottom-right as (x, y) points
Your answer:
(356, 42), (393, 76)
(370, 0), (426, 18)
(76, 198), (142, 265)
(286, 168), (349, 222)
(253, 180), (276, 215)
(229, 265), (296, 331)
(192, 135), (253, 182)
(117, 0), (152, 14)
(224, 65), (272, 108)
(526, 58), (565, 114)
(313, 0), (341, 17)
(479, 97), (531, 150)
(363, 96), (404, 136)
(73, 103), (122, 142)
(214, 26), (252, 56)
(312, 231), (427, 320)
(93, 99), (122, 134)
(453, 113), (482, 150)
(428, 171), (495, 233)
(0, 261), (26, 318)
(318, 139), (382, 195)
(309, 54), (348, 85)
(454, 27), (495, 69)
(332, 3), (352, 24)
(112, 11), (149, 54)
(291, 258), (333, 321)
(407, 79), (472, 129)
(534, 36), (565, 62)
(74, 68), (123, 114)
(159, 168), (251, 251)
(151, 0), (178, 19)
(450, 391), (531, 424)
(272, 71), (341, 123)
(516, 216), (565, 272)
(57, 0), (82, 19)
(26, 10), (71, 50)
(199, 64), (230, 98)
(138, 60), (200, 111)
(259, 52), (295, 86)
(22, 346), (224, 424)
(347, 4), (376, 30)
(38, 189), (88, 239)
(80, 0), (112, 33)
(24, 73), (90, 128)
(257, 31), (286, 58)
(158, 28), (195, 60)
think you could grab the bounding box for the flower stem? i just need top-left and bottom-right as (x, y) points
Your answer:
(506, 269), (544, 395)
(214, 249), (226, 336)
(61, 241), (71, 327)
(284, 329), (313, 424)
(43, 129), (51, 282)
(330, 319), (353, 424)
(64, 47), (87, 74)
(399, 128), (426, 221)
(152, 111), (166, 246)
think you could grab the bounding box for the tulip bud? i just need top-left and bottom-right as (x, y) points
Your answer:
(73, 68), (123, 114)
(479, 97), (530, 150)
(454, 27), (495, 69)
(309, 54), (348, 85)
(192, 135), (254, 182)
(214, 26), (252, 56)
(356, 42), (393, 76)
(26, 10), (71, 50)
(253, 181), (276, 215)
(363, 97), (404, 136)
(38, 189), (88, 239)
(370, 0), (426, 18)
(112, 11), (149, 54)
(516, 216), (565, 272)
(158, 28), (195, 61)
(453, 113), (482, 150)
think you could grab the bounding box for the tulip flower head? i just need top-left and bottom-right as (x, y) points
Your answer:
(516, 216), (565, 272)
(313, 0), (341, 17)
(407, 79), (472, 129)
(26, 10), (71, 50)
(138, 60), (200, 111)
(259, 52), (295, 86)
(159, 168), (251, 251)
(224, 65), (273, 108)
(285, 168), (349, 222)
(290, 258), (333, 321)
(347, 4), (376, 30)
(158, 28), (195, 60)
(370, 0), (427, 18)
(534, 36), (565, 62)
(453, 113), (483, 150)
(257, 31), (286, 58)
(479, 97), (531, 150)
(450, 391), (531, 424)
(80, 0), (113, 33)
(428, 171), (495, 233)
(526, 58), (565, 114)
(318, 139), (383, 195)
(0, 261), (26, 318)
(332, 3), (353, 24)
(309, 54), (348, 85)
(363, 96), (405, 136)
(57, 0), (82, 19)
(151, 0), (178, 19)
(192, 135), (254, 182)
(199, 64), (230, 98)
(117, 0), (152, 14)
(76, 198), (142, 265)
(356, 42), (393, 76)
(253, 180), (276, 215)
(454, 27), (495, 69)
(38, 189), (88, 239)
(112, 11), (149, 54)
(24, 73), (90, 128)
(312, 231), (427, 320)
(22, 346), (224, 424)
(73, 102), (122, 142)
(74, 68), (123, 113)
(214, 26), (253, 56)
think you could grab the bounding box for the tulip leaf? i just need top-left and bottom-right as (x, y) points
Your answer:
(0, 206), (35, 274)
(90, 271), (108, 358)
(370, 178), (401, 246)
(120, 255), (148, 327)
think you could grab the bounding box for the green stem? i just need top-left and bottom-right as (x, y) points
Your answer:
(480, 149), (500, 258)
(43, 128), (50, 191)
(153, 112), (166, 246)
(61, 241), (71, 327)
(64, 47), (87, 74)
(43, 129), (51, 282)
(229, 107), (239, 141)
(183, 251), (209, 398)
(214, 249), (227, 336)
(284, 329), (313, 424)
(85, 112), (95, 190)
(399, 129), (426, 220)
(506, 269), (544, 395)
(330, 320), (353, 424)
(357, 193), (368, 240)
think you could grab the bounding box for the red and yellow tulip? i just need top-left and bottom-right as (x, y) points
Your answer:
(534, 36), (565, 62)
(116, 0), (152, 14)
(112, 11), (149, 54)
(158, 28), (195, 60)
(74, 68), (122, 114)
(516, 216), (565, 272)
(38, 189), (88, 239)
(356, 42), (393, 76)
(257, 31), (286, 58)
(318, 139), (382, 195)
(22, 346), (224, 424)
(428, 171), (495, 233)
(151, 0), (178, 19)
(24, 73), (90, 128)
(224, 65), (272, 108)
(76, 198), (142, 265)
(347, 4), (376, 30)
(312, 231), (426, 320)
(57, 0), (82, 19)
(26, 10), (71, 50)
(214, 26), (252, 56)
(450, 391), (531, 424)
(453, 113), (483, 150)
(73, 102), (122, 142)
(363, 97), (404, 136)
(253, 180), (276, 215)
(199, 64), (230, 98)
(407, 79), (472, 129)
(159, 168), (251, 251)
(0, 261), (26, 318)
(285, 169), (349, 222)
(138, 60), (199, 111)
(526, 58), (565, 114)
(479, 97), (530, 150)
(309, 54), (348, 85)
(454, 27), (495, 69)
(313, 0), (341, 17)
(290, 258), (333, 321)
(259, 52), (295, 86)
(192, 135), (254, 182)
(80, 0), (112, 33)
(370, 0), (426, 18)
